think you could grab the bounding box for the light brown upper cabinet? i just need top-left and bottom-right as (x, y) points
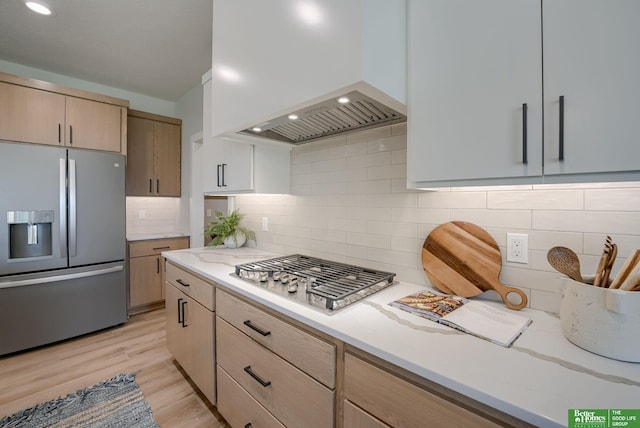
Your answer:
(0, 72), (128, 154)
(126, 109), (182, 197)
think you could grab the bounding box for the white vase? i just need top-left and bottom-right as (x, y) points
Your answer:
(223, 233), (246, 248)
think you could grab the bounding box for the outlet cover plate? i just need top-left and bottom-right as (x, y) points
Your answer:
(507, 233), (529, 264)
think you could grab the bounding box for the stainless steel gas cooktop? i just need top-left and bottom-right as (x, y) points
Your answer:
(233, 254), (396, 312)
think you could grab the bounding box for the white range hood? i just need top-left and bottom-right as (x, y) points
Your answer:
(210, 0), (407, 145)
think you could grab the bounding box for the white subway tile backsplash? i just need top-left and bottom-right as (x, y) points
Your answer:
(347, 179), (392, 194)
(347, 151), (391, 169)
(585, 188), (640, 211)
(451, 209), (532, 229)
(533, 210), (640, 234)
(418, 191), (487, 209)
(488, 189), (584, 210)
(234, 124), (640, 315)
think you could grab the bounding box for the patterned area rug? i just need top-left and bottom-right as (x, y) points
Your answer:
(0, 373), (158, 428)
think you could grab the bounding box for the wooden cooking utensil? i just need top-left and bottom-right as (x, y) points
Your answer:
(618, 258), (640, 291)
(601, 243), (617, 287)
(421, 221), (528, 310)
(610, 249), (640, 289)
(546, 246), (584, 283)
(593, 236), (613, 287)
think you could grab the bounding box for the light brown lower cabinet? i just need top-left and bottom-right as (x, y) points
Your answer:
(215, 289), (335, 428)
(165, 261), (215, 404)
(216, 365), (285, 428)
(344, 349), (533, 428)
(343, 400), (391, 428)
(127, 236), (189, 314)
(163, 265), (531, 428)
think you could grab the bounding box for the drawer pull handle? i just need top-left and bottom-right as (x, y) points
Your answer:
(177, 298), (184, 325)
(559, 95), (565, 161)
(243, 320), (271, 336)
(522, 102), (528, 164)
(176, 279), (190, 287)
(244, 424), (252, 428)
(152, 246), (171, 250)
(244, 366), (271, 387)
(180, 300), (188, 328)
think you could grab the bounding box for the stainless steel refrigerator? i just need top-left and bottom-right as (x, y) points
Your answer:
(0, 140), (127, 356)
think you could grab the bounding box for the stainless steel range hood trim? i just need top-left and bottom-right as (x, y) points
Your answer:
(229, 82), (407, 146)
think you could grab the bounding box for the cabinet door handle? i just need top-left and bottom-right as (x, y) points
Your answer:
(58, 124), (62, 144)
(221, 163), (227, 187)
(177, 298), (184, 325)
(149, 179), (153, 193)
(244, 424), (252, 428)
(559, 95), (565, 161)
(156, 257), (160, 274)
(180, 300), (188, 327)
(152, 246), (171, 251)
(243, 366), (271, 387)
(217, 164), (222, 187)
(156, 179), (160, 194)
(243, 320), (271, 336)
(69, 125), (73, 145)
(176, 279), (190, 287)
(522, 103), (528, 164)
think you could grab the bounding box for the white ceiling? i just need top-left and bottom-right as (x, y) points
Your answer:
(0, 0), (212, 101)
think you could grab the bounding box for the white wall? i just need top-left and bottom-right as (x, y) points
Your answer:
(234, 123), (640, 315)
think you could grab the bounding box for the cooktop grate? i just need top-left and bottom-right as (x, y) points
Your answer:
(234, 254), (396, 311)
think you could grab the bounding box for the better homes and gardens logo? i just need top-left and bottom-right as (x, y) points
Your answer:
(569, 409), (640, 428)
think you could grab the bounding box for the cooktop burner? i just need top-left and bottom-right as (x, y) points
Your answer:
(233, 254), (396, 312)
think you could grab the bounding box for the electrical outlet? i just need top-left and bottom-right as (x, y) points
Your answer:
(507, 233), (528, 264)
(138, 209), (146, 219)
(262, 216), (269, 231)
(206, 208), (212, 217)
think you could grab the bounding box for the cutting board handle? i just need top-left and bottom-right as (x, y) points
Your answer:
(491, 281), (528, 310)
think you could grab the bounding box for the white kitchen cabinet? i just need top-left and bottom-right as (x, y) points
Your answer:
(210, 0), (406, 137)
(542, 0), (640, 181)
(407, 0), (640, 188)
(202, 73), (290, 194)
(407, 0), (542, 187)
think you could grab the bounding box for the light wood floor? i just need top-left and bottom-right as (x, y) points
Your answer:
(0, 308), (230, 428)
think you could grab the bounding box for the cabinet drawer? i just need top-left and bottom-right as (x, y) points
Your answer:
(216, 289), (335, 388)
(217, 318), (334, 428)
(344, 353), (500, 428)
(128, 236), (189, 257)
(217, 365), (285, 428)
(344, 400), (391, 428)
(166, 262), (214, 311)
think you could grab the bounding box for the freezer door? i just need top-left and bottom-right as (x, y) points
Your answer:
(0, 262), (127, 355)
(0, 141), (68, 275)
(68, 149), (125, 266)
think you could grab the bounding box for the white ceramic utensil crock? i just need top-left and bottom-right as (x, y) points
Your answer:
(560, 278), (640, 362)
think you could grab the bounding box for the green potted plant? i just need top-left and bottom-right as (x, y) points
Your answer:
(205, 209), (256, 248)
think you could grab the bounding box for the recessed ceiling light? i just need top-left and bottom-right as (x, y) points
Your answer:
(288, 114), (298, 120)
(25, 1), (52, 15)
(252, 127), (262, 132)
(337, 97), (350, 104)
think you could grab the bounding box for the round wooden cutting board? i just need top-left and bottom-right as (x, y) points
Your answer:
(421, 221), (528, 310)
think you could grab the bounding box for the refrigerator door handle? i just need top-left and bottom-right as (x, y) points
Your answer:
(59, 158), (67, 256)
(69, 158), (77, 258)
(0, 265), (124, 289)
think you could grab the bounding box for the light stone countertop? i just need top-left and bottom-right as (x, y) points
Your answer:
(126, 233), (188, 242)
(162, 246), (640, 428)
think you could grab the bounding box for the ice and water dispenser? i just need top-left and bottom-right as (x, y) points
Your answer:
(7, 210), (54, 261)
